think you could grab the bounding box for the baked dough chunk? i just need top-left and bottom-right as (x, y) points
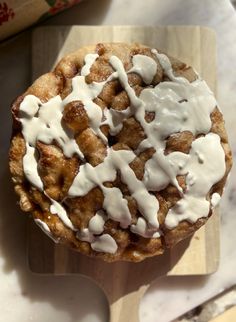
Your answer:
(9, 43), (232, 262)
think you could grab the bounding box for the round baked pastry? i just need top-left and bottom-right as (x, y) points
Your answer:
(9, 43), (232, 262)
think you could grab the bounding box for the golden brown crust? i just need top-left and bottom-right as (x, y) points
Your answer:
(9, 43), (232, 262)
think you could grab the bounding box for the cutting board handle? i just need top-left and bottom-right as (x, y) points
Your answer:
(108, 285), (148, 322)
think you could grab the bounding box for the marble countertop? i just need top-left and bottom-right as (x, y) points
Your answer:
(0, 0), (236, 321)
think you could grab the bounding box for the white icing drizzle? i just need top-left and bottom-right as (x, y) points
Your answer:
(76, 227), (117, 254)
(88, 210), (106, 234)
(76, 228), (93, 242)
(49, 197), (76, 231)
(129, 54), (157, 84)
(81, 53), (99, 76)
(102, 106), (132, 135)
(34, 218), (59, 243)
(131, 217), (161, 238)
(20, 94), (84, 220)
(151, 49), (187, 83)
(23, 143), (43, 191)
(63, 76), (107, 142)
(19, 48), (227, 254)
(211, 193), (221, 208)
(20, 95), (82, 159)
(19, 95), (79, 231)
(91, 234), (118, 254)
(69, 148), (159, 229)
(164, 133), (226, 229)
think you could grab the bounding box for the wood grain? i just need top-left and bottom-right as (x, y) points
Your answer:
(29, 26), (219, 322)
(209, 306), (236, 322)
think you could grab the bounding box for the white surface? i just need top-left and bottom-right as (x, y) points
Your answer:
(0, 0), (236, 321)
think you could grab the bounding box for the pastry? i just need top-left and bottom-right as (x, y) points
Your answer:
(9, 43), (232, 262)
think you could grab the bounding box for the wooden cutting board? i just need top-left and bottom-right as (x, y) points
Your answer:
(210, 306), (236, 322)
(29, 26), (219, 322)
